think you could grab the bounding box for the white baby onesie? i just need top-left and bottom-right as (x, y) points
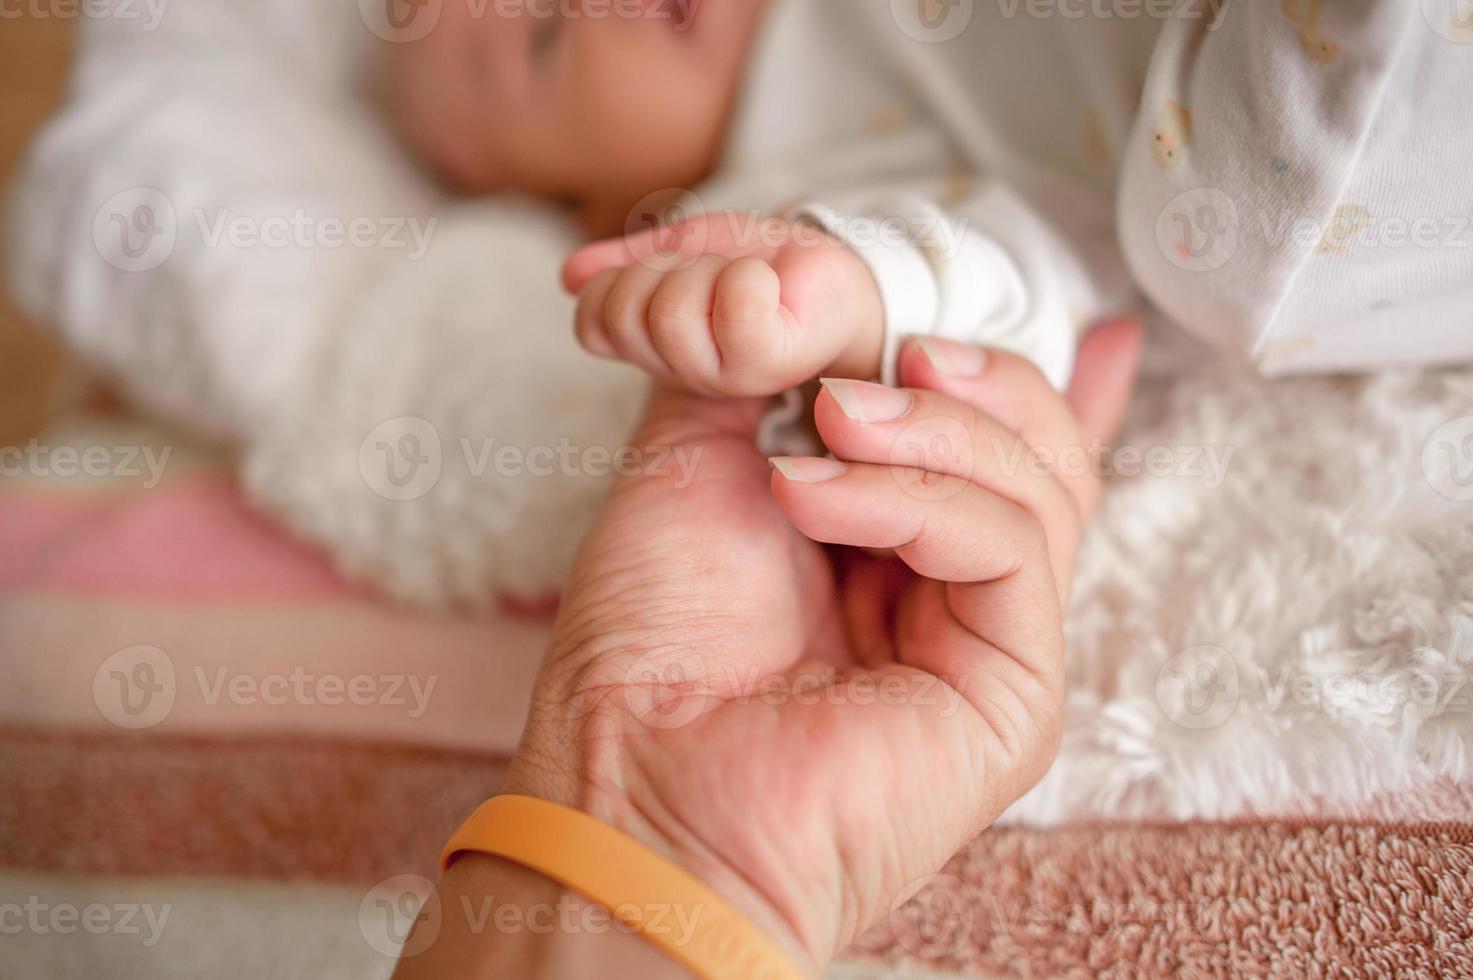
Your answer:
(699, 0), (1473, 383)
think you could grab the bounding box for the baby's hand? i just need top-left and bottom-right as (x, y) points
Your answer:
(561, 214), (884, 397)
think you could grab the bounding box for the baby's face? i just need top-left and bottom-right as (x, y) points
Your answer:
(386, 0), (767, 232)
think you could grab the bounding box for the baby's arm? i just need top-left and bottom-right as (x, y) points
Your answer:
(563, 179), (1127, 396)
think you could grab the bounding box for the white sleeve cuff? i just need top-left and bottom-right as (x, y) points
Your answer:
(794, 193), (1080, 391)
(791, 201), (940, 387)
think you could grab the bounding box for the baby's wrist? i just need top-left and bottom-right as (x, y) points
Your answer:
(824, 246), (886, 381)
(787, 232), (885, 381)
(824, 312), (885, 381)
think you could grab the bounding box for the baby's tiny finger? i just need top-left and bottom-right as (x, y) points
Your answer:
(602, 263), (675, 378)
(562, 238), (635, 293)
(573, 267), (620, 359)
(647, 254), (728, 385)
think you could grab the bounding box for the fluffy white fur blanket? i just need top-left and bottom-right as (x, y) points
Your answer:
(1010, 351), (1473, 823)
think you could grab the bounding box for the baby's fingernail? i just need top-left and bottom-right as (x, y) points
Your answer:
(770, 457), (846, 483)
(820, 378), (913, 423)
(914, 338), (987, 377)
(579, 328), (616, 358)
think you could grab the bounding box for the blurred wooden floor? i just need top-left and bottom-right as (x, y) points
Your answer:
(0, 16), (71, 445)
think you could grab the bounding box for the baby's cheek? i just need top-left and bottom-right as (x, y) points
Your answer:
(386, 44), (500, 192)
(584, 70), (726, 193)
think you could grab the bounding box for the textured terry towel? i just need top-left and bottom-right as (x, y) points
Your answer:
(2, 729), (1471, 978)
(0, 413), (547, 754)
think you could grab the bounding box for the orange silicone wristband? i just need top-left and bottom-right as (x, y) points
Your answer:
(440, 795), (806, 980)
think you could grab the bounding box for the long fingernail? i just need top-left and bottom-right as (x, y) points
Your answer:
(819, 378), (913, 423)
(770, 457), (847, 483)
(914, 338), (988, 377)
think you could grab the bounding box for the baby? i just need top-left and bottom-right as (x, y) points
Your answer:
(386, 0), (897, 397)
(387, 0), (1473, 402)
(386, 0), (1100, 402)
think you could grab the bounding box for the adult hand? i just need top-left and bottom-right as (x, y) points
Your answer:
(406, 321), (1141, 976)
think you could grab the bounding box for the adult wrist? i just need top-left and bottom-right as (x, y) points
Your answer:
(393, 853), (686, 980)
(497, 743), (822, 976)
